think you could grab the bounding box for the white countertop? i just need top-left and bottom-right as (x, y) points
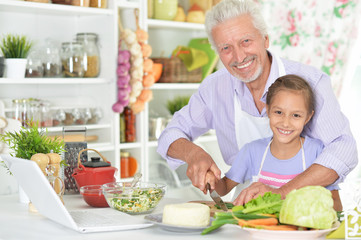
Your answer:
(0, 194), (252, 240)
(0, 193), (342, 240)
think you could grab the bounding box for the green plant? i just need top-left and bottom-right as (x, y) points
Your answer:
(166, 95), (191, 115)
(0, 34), (33, 58)
(0, 123), (65, 160)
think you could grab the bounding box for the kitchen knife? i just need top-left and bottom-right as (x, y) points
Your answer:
(207, 183), (228, 212)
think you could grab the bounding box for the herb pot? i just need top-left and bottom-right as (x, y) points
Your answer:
(4, 58), (27, 78)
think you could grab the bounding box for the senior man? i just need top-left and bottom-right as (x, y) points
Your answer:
(157, 0), (357, 204)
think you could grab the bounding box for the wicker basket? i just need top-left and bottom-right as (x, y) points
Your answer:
(152, 57), (202, 83)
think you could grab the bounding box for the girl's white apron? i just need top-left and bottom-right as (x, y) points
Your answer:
(232, 54), (285, 199)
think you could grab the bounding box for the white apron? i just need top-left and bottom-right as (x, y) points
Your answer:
(252, 138), (306, 188)
(232, 54), (286, 199)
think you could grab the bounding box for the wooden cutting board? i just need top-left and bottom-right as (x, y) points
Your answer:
(189, 200), (232, 217)
(47, 134), (98, 142)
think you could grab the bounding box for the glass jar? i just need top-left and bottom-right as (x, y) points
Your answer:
(53, 109), (66, 126)
(82, 108), (92, 124)
(72, 108), (86, 125)
(154, 0), (178, 20)
(87, 107), (102, 124)
(71, 0), (89, 7)
(42, 39), (62, 78)
(12, 99), (21, 123)
(60, 42), (86, 78)
(120, 151), (130, 178)
(40, 100), (53, 127)
(13, 99), (30, 127)
(76, 33), (100, 77)
(26, 50), (44, 78)
(89, 0), (107, 8)
(29, 98), (41, 126)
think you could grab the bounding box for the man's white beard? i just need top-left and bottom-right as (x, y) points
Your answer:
(235, 65), (262, 83)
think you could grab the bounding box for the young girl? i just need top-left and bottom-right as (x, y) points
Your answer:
(208, 74), (341, 210)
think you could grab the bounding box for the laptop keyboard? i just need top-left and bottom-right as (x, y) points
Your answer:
(70, 210), (119, 227)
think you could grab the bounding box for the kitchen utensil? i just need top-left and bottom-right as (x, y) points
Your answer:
(80, 185), (109, 207)
(130, 172), (142, 187)
(72, 148), (117, 190)
(207, 183), (228, 212)
(63, 127), (88, 194)
(102, 182), (166, 214)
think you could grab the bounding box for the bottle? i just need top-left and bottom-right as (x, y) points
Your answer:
(124, 107), (136, 142)
(120, 151), (130, 178)
(89, 0), (107, 8)
(119, 113), (126, 143)
(76, 33), (100, 77)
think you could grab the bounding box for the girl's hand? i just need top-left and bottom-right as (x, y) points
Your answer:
(233, 182), (280, 205)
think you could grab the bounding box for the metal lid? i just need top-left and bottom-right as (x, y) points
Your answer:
(121, 151), (130, 158)
(83, 157), (111, 168)
(76, 33), (98, 41)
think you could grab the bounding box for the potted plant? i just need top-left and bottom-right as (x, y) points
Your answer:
(0, 34), (33, 78)
(166, 95), (191, 115)
(1, 123), (66, 203)
(0, 123), (66, 177)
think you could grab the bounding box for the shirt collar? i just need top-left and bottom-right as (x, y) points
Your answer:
(233, 51), (282, 101)
(260, 51), (282, 102)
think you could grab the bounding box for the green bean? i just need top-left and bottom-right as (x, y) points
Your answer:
(211, 218), (238, 226)
(201, 223), (224, 235)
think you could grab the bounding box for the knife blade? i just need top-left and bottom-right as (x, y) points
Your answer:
(207, 183), (228, 212)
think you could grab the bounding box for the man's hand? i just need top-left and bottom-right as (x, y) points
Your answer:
(203, 171), (219, 194)
(167, 138), (221, 193)
(185, 148), (221, 193)
(233, 182), (284, 205)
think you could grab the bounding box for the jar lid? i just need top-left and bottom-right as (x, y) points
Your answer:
(61, 42), (83, 47)
(121, 151), (130, 157)
(76, 33), (98, 40)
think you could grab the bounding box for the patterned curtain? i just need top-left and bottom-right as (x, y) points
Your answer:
(257, 0), (361, 96)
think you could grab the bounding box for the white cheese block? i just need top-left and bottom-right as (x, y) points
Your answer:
(162, 203), (210, 227)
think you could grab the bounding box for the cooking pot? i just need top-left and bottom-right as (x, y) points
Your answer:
(72, 148), (117, 190)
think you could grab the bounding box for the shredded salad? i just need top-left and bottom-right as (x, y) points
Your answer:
(107, 187), (164, 214)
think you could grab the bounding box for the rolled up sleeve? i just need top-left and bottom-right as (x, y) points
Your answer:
(305, 73), (358, 183)
(157, 79), (214, 170)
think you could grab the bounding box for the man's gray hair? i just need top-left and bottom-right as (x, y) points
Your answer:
(205, 0), (268, 49)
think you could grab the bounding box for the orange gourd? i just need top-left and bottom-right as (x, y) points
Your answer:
(152, 63), (163, 82)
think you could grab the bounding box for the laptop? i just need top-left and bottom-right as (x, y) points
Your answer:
(2, 154), (153, 233)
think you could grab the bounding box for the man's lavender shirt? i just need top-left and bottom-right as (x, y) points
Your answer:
(157, 51), (358, 184)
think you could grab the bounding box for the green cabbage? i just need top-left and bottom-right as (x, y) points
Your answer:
(279, 186), (337, 229)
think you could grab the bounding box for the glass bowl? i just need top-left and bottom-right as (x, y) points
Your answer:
(80, 185), (109, 208)
(102, 182), (166, 214)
